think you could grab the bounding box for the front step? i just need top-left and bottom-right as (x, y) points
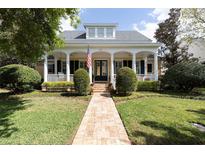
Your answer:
(92, 83), (109, 93)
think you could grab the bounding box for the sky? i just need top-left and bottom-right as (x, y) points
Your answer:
(61, 8), (170, 41)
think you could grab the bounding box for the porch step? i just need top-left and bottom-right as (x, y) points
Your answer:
(92, 83), (109, 93)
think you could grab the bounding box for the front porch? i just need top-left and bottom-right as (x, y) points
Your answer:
(43, 50), (159, 85)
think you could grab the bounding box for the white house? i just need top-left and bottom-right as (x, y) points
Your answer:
(37, 23), (161, 86)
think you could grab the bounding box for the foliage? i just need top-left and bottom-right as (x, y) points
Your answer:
(180, 8), (205, 42)
(41, 81), (74, 87)
(116, 67), (137, 96)
(74, 68), (90, 96)
(137, 81), (159, 91)
(191, 88), (205, 95)
(161, 62), (205, 91)
(0, 64), (41, 92)
(155, 8), (195, 69)
(0, 9), (80, 65)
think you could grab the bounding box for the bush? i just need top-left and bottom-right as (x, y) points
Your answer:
(137, 81), (159, 91)
(161, 62), (205, 91)
(116, 67), (137, 96)
(42, 81), (74, 87)
(0, 64), (41, 93)
(74, 68), (90, 96)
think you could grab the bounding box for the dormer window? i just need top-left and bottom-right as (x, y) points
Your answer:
(88, 28), (95, 38)
(85, 23), (117, 39)
(97, 28), (104, 38)
(106, 28), (113, 38)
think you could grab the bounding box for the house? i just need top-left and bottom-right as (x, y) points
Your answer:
(36, 23), (161, 86)
(188, 39), (205, 63)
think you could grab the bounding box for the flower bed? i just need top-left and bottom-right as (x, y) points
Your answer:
(41, 81), (74, 92)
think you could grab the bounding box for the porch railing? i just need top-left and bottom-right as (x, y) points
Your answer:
(47, 74), (66, 82)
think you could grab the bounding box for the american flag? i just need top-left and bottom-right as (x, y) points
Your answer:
(86, 45), (92, 68)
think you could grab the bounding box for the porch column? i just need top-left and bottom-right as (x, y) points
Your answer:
(132, 52), (136, 73)
(54, 56), (57, 74)
(66, 53), (70, 81)
(154, 52), (158, 81)
(111, 53), (114, 84)
(144, 56), (147, 76)
(44, 54), (48, 82)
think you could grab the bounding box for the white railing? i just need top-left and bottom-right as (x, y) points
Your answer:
(70, 74), (74, 82)
(48, 74), (66, 82)
(137, 74), (155, 81)
(113, 74), (155, 89)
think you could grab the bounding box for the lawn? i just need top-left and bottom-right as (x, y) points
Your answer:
(114, 91), (205, 144)
(0, 89), (90, 144)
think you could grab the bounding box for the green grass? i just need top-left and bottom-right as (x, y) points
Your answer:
(0, 89), (90, 144)
(114, 91), (205, 144)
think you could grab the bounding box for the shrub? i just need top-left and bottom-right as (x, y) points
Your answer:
(137, 81), (159, 91)
(116, 67), (137, 96)
(74, 68), (90, 96)
(161, 62), (205, 91)
(0, 64), (41, 93)
(41, 81), (74, 87)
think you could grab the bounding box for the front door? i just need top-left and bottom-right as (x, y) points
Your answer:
(94, 60), (108, 81)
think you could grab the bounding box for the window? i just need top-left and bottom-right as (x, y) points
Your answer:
(123, 60), (132, 68)
(136, 61), (140, 74)
(97, 28), (104, 38)
(147, 63), (153, 73)
(106, 28), (113, 38)
(114, 61), (122, 74)
(70, 60), (87, 74)
(88, 28), (95, 38)
(48, 55), (54, 74)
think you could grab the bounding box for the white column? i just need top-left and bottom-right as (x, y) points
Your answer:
(132, 53), (136, 73)
(110, 53), (114, 84)
(66, 53), (70, 81)
(144, 56), (147, 76)
(54, 56), (57, 74)
(154, 52), (158, 81)
(89, 52), (92, 84)
(44, 54), (48, 82)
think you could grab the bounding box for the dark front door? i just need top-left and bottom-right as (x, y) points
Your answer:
(94, 60), (108, 81)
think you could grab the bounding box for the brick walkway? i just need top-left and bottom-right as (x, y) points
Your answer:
(72, 92), (131, 145)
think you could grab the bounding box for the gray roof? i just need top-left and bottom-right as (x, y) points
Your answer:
(60, 30), (152, 43)
(83, 23), (118, 28)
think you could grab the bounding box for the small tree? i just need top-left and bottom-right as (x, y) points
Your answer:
(74, 68), (90, 96)
(116, 67), (137, 96)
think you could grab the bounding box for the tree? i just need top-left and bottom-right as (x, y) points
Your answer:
(0, 9), (80, 65)
(179, 8), (205, 42)
(154, 8), (195, 69)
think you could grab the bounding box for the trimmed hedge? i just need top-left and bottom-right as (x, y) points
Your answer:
(74, 68), (90, 96)
(137, 81), (159, 91)
(42, 81), (74, 87)
(116, 67), (137, 96)
(191, 88), (205, 95)
(0, 64), (41, 93)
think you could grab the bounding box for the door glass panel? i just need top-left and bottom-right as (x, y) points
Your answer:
(96, 61), (100, 76)
(101, 61), (107, 76)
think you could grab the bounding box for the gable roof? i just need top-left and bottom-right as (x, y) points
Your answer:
(60, 30), (152, 43)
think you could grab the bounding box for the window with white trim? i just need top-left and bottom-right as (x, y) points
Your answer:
(88, 28), (95, 38)
(147, 63), (153, 73)
(47, 55), (54, 74)
(114, 60), (123, 74)
(97, 28), (104, 38)
(106, 28), (113, 38)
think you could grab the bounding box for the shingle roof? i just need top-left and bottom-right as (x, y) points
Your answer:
(60, 30), (152, 43)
